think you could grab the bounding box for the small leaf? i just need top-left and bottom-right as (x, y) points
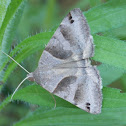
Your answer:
(85, 0), (126, 34)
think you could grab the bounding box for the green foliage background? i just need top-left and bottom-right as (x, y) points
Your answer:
(0, 0), (126, 125)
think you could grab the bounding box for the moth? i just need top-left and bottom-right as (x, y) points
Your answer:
(2, 8), (102, 114)
(27, 8), (102, 114)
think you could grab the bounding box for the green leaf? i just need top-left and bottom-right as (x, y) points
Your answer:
(89, 0), (103, 7)
(0, 1), (126, 126)
(0, 86), (123, 126)
(98, 64), (124, 86)
(0, 84), (3, 92)
(13, 107), (126, 126)
(0, 0), (11, 28)
(1, 33), (126, 83)
(0, 0), (24, 47)
(103, 25), (126, 40)
(1, 32), (54, 82)
(1, 0), (126, 82)
(43, 0), (57, 29)
(0, 84), (74, 112)
(85, 0), (126, 34)
(1, 1), (26, 51)
(0, 115), (12, 126)
(72, 0), (105, 10)
(93, 35), (126, 70)
(0, 85), (126, 113)
(0, 0), (26, 81)
(121, 74), (126, 92)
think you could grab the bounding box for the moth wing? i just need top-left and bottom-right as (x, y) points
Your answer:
(32, 65), (102, 114)
(38, 8), (94, 69)
(28, 8), (102, 114)
(30, 8), (94, 93)
(52, 66), (102, 114)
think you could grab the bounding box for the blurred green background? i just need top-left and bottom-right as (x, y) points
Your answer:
(1, 0), (126, 126)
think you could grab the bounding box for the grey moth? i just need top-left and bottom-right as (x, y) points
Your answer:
(27, 8), (102, 114)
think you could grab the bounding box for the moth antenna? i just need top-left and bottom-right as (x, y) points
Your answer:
(1, 50), (30, 74)
(10, 76), (29, 101)
(49, 92), (56, 109)
(1, 51), (57, 107)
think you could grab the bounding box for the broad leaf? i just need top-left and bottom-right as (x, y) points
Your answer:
(93, 35), (126, 70)
(14, 107), (126, 126)
(98, 64), (124, 86)
(85, 0), (126, 34)
(0, 85), (125, 126)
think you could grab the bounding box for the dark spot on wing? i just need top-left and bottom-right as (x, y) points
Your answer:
(86, 102), (90, 106)
(86, 106), (90, 111)
(86, 103), (90, 112)
(70, 20), (74, 23)
(53, 76), (77, 93)
(68, 12), (74, 24)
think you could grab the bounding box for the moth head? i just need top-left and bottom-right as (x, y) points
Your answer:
(27, 73), (35, 82)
